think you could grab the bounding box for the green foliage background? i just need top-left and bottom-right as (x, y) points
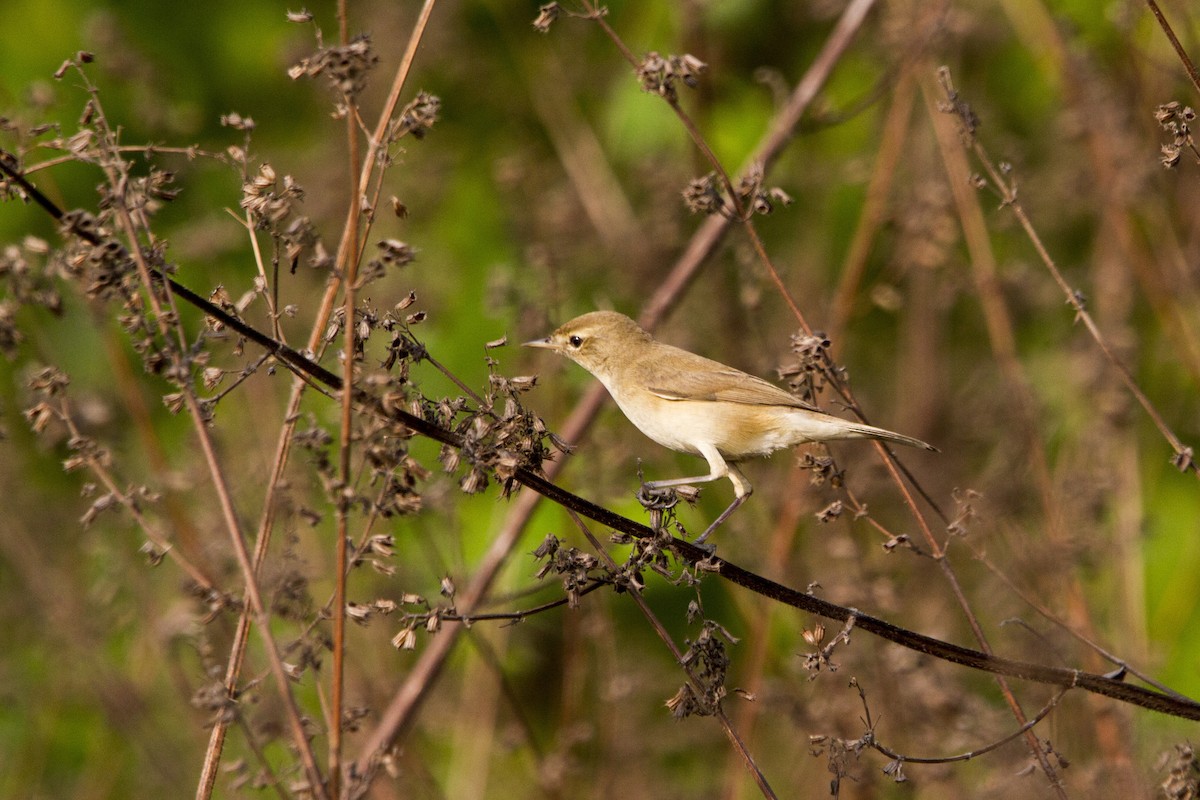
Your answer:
(2, 0), (1200, 797)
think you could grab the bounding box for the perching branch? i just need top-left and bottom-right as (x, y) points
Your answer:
(4, 157), (1197, 725)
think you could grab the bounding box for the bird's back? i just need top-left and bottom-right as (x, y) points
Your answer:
(634, 340), (817, 410)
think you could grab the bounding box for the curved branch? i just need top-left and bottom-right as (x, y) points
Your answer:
(6, 147), (1199, 746)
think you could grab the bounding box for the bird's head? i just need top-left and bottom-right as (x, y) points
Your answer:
(523, 310), (651, 379)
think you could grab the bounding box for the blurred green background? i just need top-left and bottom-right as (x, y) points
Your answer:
(2, 0), (1200, 797)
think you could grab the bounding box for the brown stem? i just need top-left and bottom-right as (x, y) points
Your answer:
(567, 512), (779, 800)
(1145, 0), (1200, 97)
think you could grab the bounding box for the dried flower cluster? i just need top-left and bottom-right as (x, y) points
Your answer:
(532, 3), (562, 34)
(57, 210), (137, 299)
(392, 92), (441, 141)
(230, 154), (329, 273)
(1156, 101), (1198, 169)
(288, 34), (379, 99)
(637, 52), (706, 103)
(779, 330), (840, 408)
(358, 238), (417, 287)
(240, 163), (304, 227)
(0, 237), (61, 355)
(667, 620), (735, 719)
(1160, 742), (1200, 800)
(533, 534), (604, 609)
(443, 369), (558, 498)
(681, 164), (792, 219)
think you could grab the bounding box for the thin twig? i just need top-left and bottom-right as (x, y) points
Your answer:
(54, 400), (218, 593)
(854, 681), (1068, 765)
(566, 511), (779, 800)
(1145, 0), (1200, 97)
(67, 75), (332, 798)
(329, 0), (363, 794)
(197, 5), (441, 794)
(937, 65), (1197, 477)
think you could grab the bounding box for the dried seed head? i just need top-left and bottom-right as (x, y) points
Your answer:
(532, 3), (561, 33)
(637, 52), (707, 102)
(220, 112), (255, 131)
(682, 173), (723, 215)
(289, 34), (378, 97)
(391, 626), (418, 650)
(394, 91), (441, 140)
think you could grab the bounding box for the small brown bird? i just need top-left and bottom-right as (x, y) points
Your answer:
(525, 311), (935, 545)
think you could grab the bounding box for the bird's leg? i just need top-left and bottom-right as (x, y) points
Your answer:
(642, 447), (751, 550)
(694, 496), (745, 547)
(642, 443), (731, 493)
(642, 474), (719, 490)
(694, 464), (751, 547)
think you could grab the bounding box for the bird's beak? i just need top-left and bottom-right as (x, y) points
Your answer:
(522, 336), (557, 350)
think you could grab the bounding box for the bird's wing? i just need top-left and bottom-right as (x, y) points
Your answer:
(646, 348), (819, 410)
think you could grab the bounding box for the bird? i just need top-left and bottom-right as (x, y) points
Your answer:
(524, 310), (936, 545)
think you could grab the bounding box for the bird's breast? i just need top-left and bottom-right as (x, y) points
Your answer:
(609, 389), (801, 461)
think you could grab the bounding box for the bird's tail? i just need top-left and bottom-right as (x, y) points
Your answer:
(840, 421), (937, 452)
(785, 408), (938, 451)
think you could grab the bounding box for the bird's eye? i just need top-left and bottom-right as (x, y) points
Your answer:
(568, 335), (583, 348)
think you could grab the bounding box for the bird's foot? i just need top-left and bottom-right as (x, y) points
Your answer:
(693, 527), (719, 555)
